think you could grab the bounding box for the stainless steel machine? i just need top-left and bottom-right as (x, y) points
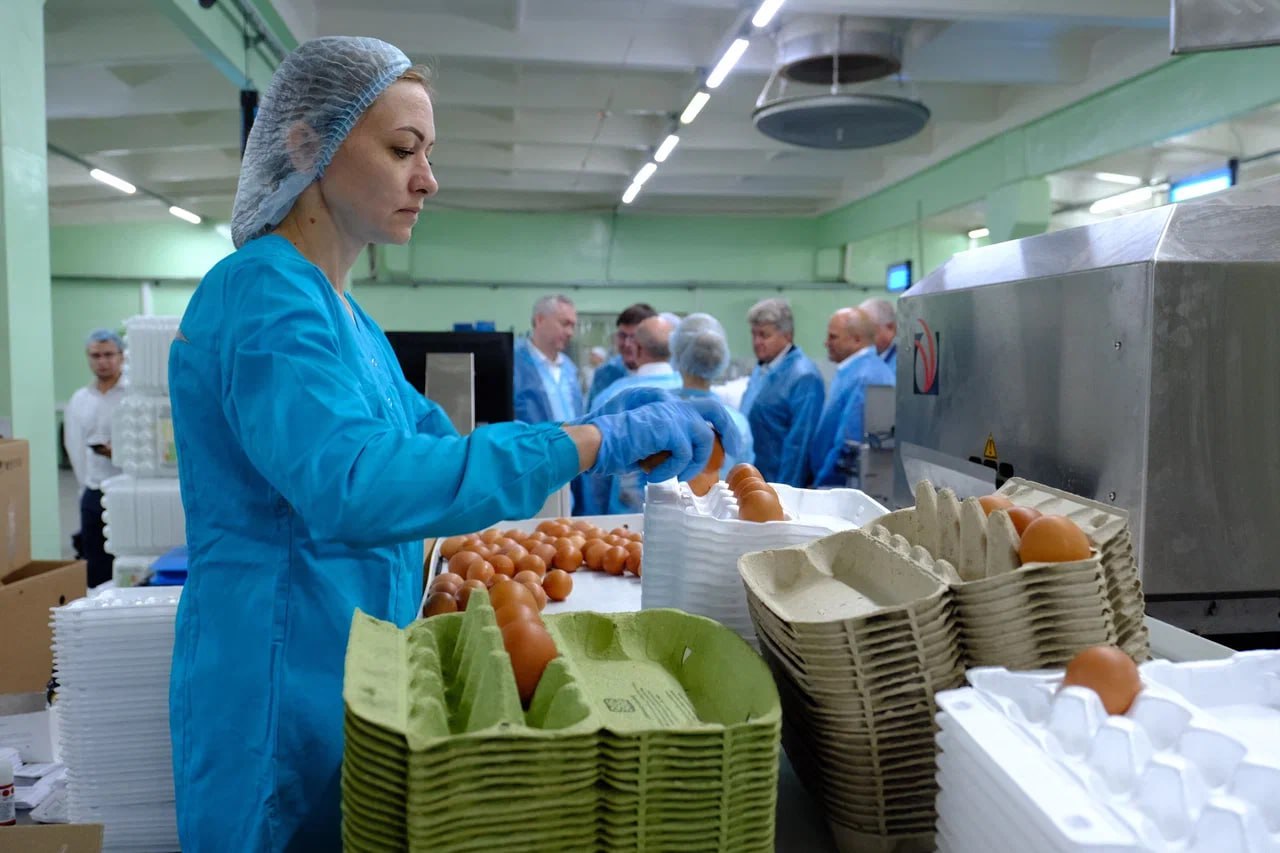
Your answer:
(894, 183), (1280, 635)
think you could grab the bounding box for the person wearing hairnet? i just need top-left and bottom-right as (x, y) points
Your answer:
(672, 314), (754, 474)
(166, 37), (742, 851)
(513, 294), (583, 423)
(740, 298), (825, 487)
(809, 307), (895, 487)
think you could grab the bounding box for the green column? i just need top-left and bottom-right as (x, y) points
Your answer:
(0, 0), (60, 559)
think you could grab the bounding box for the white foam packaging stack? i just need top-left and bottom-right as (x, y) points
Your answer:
(101, 476), (185, 558)
(642, 481), (886, 645)
(120, 316), (179, 395)
(934, 652), (1280, 853)
(110, 394), (177, 478)
(52, 586), (181, 852)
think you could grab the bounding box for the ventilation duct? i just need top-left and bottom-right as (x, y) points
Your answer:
(753, 17), (930, 150)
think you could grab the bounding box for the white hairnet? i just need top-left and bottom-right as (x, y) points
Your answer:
(231, 37), (412, 248)
(672, 313), (730, 380)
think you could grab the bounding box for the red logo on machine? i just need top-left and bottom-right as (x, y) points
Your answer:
(914, 319), (939, 395)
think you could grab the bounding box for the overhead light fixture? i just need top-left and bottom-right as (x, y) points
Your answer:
(633, 162), (658, 186)
(89, 168), (136, 195)
(169, 205), (202, 225)
(1089, 186), (1154, 215)
(1094, 172), (1143, 186)
(621, 182), (642, 205)
(706, 38), (750, 89)
(654, 135), (680, 163)
(967, 227), (990, 240)
(680, 92), (711, 124)
(751, 0), (787, 28)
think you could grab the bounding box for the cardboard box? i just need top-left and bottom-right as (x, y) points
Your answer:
(0, 823), (104, 853)
(0, 440), (31, 574)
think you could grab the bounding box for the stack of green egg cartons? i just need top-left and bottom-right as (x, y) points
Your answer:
(342, 591), (781, 852)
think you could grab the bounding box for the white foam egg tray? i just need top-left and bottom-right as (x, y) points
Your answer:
(641, 480), (887, 646)
(101, 475), (185, 557)
(935, 651), (1280, 852)
(110, 393), (178, 478)
(121, 315), (180, 395)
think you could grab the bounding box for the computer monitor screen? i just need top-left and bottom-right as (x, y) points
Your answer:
(887, 261), (912, 293)
(384, 331), (514, 425)
(1169, 164), (1236, 203)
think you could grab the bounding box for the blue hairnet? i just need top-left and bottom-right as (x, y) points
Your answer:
(672, 313), (730, 381)
(85, 328), (123, 351)
(231, 37), (412, 248)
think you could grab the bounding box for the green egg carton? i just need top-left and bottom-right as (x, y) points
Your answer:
(342, 590), (781, 853)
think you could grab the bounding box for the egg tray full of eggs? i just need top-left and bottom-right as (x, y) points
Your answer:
(934, 647), (1280, 853)
(640, 467), (888, 650)
(736, 528), (968, 850)
(342, 594), (782, 853)
(874, 478), (1150, 670)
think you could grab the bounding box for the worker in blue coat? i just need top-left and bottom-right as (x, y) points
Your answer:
(586, 303), (656, 407)
(513, 294), (583, 424)
(166, 37), (743, 852)
(740, 298), (825, 486)
(672, 313), (754, 475)
(809, 307), (897, 487)
(860, 297), (899, 374)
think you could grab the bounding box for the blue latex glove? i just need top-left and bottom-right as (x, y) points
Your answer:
(574, 388), (745, 481)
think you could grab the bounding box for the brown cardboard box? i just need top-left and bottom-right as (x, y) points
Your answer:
(0, 823), (104, 852)
(0, 440), (31, 573)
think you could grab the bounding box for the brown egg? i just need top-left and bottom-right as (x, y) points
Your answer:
(429, 572), (465, 596)
(489, 554), (516, 578)
(582, 540), (609, 571)
(603, 546), (628, 576)
(522, 580), (548, 610)
(515, 553), (547, 579)
(553, 542), (583, 572)
(422, 591), (458, 618)
(439, 536), (468, 560)
(456, 579), (487, 610)
(1061, 645), (1141, 715)
(735, 478), (775, 499)
(513, 569), (542, 586)
(543, 569), (573, 602)
(501, 528), (525, 541)
(603, 534), (626, 547)
(466, 560), (495, 585)
(499, 543), (529, 563)
(490, 579), (536, 612)
(570, 520), (595, 533)
(486, 572), (510, 589)
(1005, 506), (1044, 536)
(1019, 515), (1092, 564)
(567, 534), (587, 551)
(495, 602), (540, 628)
(479, 529), (502, 545)
(688, 469), (718, 497)
(977, 495), (1014, 516)
(529, 542), (558, 567)
(739, 490), (785, 523)
(526, 531), (550, 544)
(626, 531), (643, 543)
(726, 463), (762, 491)
(501, 619), (558, 704)
(448, 550), (484, 576)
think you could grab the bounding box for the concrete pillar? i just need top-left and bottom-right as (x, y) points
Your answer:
(985, 177), (1052, 243)
(0, 0), (60, 558)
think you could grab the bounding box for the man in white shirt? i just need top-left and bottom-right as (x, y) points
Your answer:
(63, 329), (126, 586)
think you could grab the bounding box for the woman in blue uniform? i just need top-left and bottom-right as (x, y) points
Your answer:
(167, 37), (740, 851)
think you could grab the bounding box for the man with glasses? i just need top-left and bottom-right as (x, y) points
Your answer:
(587, 303), (657, 408)
(63, 328), (126, 586)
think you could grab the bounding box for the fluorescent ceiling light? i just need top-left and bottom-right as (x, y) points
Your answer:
(89, 168), (136, 195)
(1094, 172), (1143, 186)
(622, 182), (642, 205)
(634, 162), (658, 186)
(680, 91), (711, 124)
(1089, 186), (1153, 215)
(168, 205), (202, 224)
(751, 0), (787, 27)
(654, 135), (680, 163)
(706, 38), (749, 89)
(967, 227), (990, 240)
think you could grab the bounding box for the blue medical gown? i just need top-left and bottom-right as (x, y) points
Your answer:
(740, 346), (825, 487)
(883, 342), (898, 374)
(808, 351), (896, 487)
(587, 354), (626, 408)
(589, 370), (682, 414)
(675, 388), (754, 476)
(513, 336), (583, 423)
(167, 235), (580, 852)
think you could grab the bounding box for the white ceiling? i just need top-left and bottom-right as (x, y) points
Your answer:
(44, 0), (1178, 226)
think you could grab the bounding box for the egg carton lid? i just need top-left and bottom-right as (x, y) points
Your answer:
(646, 480), (886, 535)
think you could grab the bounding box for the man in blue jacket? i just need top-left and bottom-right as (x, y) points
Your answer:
(514, 294), (583, 424)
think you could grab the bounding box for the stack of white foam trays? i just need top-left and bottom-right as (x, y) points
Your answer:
(641, 480), (886, 646)
(105, 316), (183, 587)
(878, 478), (1150, 670)
(738, 529), (965, 852)
(935, 652), (1280, 852)
(52, 586), (181, 852)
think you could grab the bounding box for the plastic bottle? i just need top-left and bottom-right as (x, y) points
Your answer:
(0, 760), (14, 825)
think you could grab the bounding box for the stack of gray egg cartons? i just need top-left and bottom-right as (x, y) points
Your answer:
(739, 528), (965, 853)
(876, 479), (1149, 670)
(106, 316), (182, 587)
(51, 587), (181, 852)
(642, 480), (886, 648)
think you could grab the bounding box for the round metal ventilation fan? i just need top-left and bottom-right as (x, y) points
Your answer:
(753, 18), (930, 149)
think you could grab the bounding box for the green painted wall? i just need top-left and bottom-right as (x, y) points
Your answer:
(51, 222), (233, 280)
(844, 226), (969, 287)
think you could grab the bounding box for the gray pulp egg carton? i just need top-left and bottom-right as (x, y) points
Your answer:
(934, 651), (1280, 852)
(641, 480), (886, 648)
(875, 479), (1149, 670)
(738, 528), (967, 852)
